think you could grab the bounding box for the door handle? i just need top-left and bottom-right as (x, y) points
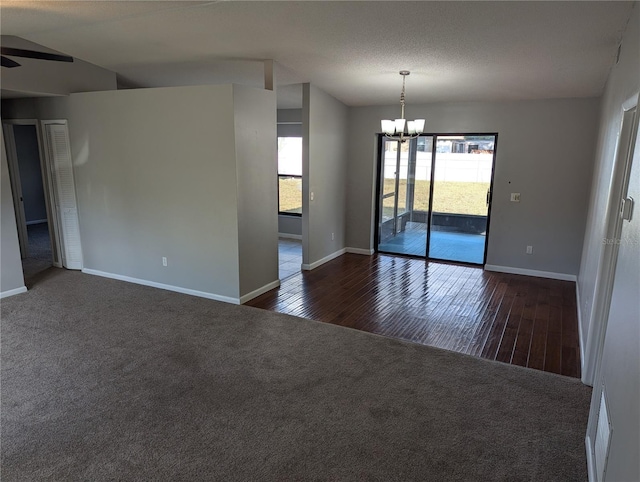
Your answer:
(486, 190), (491, 206)
(621, 196), (634, 221)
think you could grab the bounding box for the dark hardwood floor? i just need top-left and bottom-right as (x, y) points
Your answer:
(247, 253), (582, 378)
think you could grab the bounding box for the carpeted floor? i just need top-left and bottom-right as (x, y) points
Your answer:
(22, 222), (53, 284)
(1, 269), (592, 481)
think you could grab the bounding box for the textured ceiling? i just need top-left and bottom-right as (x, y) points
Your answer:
(0, 1), (635, 107)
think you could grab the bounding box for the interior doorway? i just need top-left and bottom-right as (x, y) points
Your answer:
(376, 133), (497, 265)
(2, 121), (55, 282)
(3, 119), (81, 284)
(276, 94), (304, 280)
(277, 135), (303, 280)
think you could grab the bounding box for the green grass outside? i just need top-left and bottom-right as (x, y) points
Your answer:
(279, 177), (302, 214)
(280, 178), (489, 217)
(383, 179), (489, 217)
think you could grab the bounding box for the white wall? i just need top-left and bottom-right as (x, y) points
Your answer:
(5, 84), (278, 303)
(71, 86), (242, 298)
(0, 36), (117, 97)
(233, 85), (279, 299)
(0, 135), (26, 297)
(302, 84), (348, 267)
(346, 98), (600, 276)
(581, 5), (639, 481)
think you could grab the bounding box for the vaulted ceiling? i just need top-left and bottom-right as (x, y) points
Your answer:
(1, 1), (635, 107)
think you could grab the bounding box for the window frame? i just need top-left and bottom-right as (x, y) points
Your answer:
(277, 174), (303, 217)
(277, 135), (303, 216)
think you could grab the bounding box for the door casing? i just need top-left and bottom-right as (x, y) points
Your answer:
(2, 119), (62, 267)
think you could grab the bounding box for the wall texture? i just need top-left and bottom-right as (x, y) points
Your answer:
(346, 98), (600, 276)
(0, 135), (26, 297)
(302, 84), (348, 267)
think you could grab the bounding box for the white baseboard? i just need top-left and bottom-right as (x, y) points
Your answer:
(484, 264), (577, 282)
(26, 219), (47, 226)
(300, 247), (374, 270)
(82, 268), (241, 305)
(278, 233), (302, 240)
(346, 247), (374, 255)
(239, 279), (280, 304)
(0, 286), (28, 299)
(302, 248), (347, 271)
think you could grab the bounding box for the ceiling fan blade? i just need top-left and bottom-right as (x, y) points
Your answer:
(0, 47), (73, 63)
(1, 56), (21, 68)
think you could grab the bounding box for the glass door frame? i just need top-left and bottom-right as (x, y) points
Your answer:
(389, 140), (402, 236)
(374, 132), (499, 266)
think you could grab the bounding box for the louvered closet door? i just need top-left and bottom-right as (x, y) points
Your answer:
(45, 123), (83, 270)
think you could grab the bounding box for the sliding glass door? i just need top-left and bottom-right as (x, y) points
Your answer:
(376, 134), (496, 265)
(428, 136), (495, 264)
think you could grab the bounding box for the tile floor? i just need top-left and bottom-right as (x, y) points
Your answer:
(379, 228), (486, 264)
(278, 237), (302, 280)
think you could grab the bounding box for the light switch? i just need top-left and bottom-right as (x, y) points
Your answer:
(510, 193), (521, 202)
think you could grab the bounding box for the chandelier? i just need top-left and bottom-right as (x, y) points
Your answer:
(381, 71), (425, 142)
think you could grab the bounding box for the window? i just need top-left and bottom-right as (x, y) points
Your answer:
(278, 137), (302, 215)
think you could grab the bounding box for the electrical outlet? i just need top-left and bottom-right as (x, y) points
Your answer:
(162, 257), (168, 266)
(526, 246), (533, 255)
(331, 232), (335, 240)
(310, 191), (315, 201)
